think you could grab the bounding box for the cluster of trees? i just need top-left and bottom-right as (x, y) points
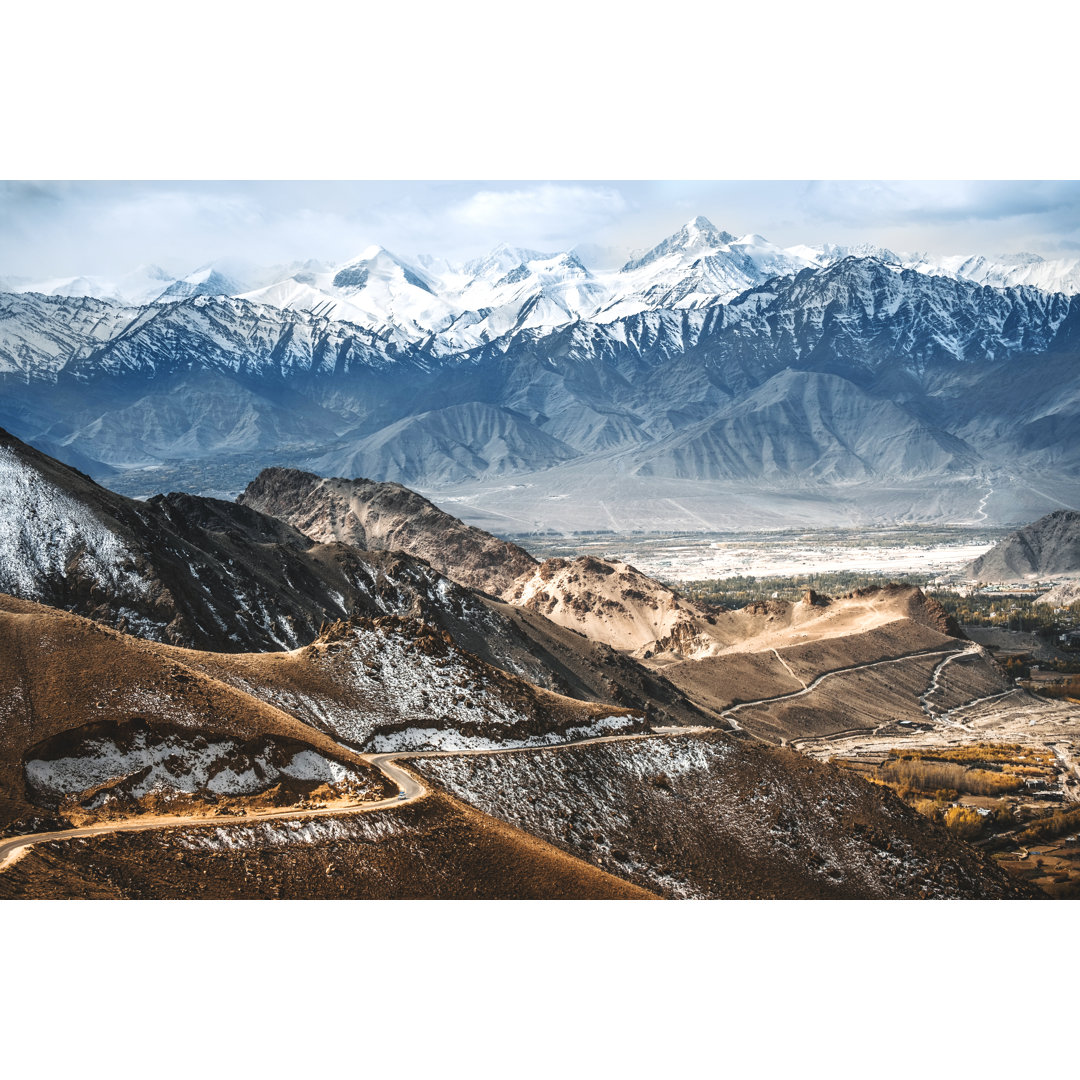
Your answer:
(928, 591), (1080, 638)
(679, 571), (932, 608)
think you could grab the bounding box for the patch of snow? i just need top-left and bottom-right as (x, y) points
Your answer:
(174, 810), (407, 852)
(25, 732), (364, 801)
(0, 446), (150, 602)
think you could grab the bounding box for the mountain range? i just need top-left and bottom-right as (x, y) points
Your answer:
(3, 216), (1080, 529)
(11, 216), (1080, 336)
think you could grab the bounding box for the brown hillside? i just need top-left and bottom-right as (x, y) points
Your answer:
(415, 733), (1035, 900)
(0, 790), (654, 900)
(0, 595), (390, 833)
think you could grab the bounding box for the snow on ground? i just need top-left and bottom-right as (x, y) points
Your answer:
(366, 714), (639, 753)
(25, 731), (364, 803)
(232, 623), (638, 752)
(173, 811), (407, 852)
(0, 446), (149, 601)
(415, 734), (964, 899)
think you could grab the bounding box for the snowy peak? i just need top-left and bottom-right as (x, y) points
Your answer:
(810, 242), (902, 266)
(621, 215), (737, 271)
(464, 243), (552, 280)
(596, 220), (820, 321)
(901, 250), (1080, 295)
(331, 246), (437, 295)
(156, 264), (249, 302)
(8, 215), (1080, 359)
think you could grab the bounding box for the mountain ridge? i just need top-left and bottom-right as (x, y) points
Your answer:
(4, 219), (1080, 528)
(966, 509), (1080, 581)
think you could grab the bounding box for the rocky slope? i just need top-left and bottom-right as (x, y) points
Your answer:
(0, 428), (539, 653)
(966, 509), (1080, 580)
(414, 733), (1033, 899)
(0, 432), (716, 727)
(239, 466), (537, 596)
(506, 556), (720, 659)
(0, 595), (391, 834)
(174, 614), (647, 754)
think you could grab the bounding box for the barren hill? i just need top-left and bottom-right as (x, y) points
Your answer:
(0, 594), (644, 833)
(966, 509), (1080, 581)
(173, 613), (649, 753)
(506, 556), (720, 659)
(239, 466), (537, 595)
(415, 733), (1033, 899)
(0, 788), (656, 900)
(506, 558), (956, 665)
(0, 595), (391, 834)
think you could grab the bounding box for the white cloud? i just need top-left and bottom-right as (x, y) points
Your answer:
(448, 184), (629, 246)
(2, 180), (1079, 281)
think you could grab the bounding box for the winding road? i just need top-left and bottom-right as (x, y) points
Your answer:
(0, 726), (718, 875)
(0, 636), (1022, 878)
(721, 645), (966, 726)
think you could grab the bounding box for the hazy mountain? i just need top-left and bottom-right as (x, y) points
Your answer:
(309, 402), (581, 486)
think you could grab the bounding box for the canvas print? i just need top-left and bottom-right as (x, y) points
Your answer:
(1, 180), (1078, 900)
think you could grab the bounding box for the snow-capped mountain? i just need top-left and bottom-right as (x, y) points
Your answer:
(3, 254), (1079, 512)
(232, 216), (836, 348)
(4, 214), (1080, 528)
(241, 241), (611, 351)
(9, 214), (1080, 349)
(243, 244), (460, 346)
(900, 250), (1080, 295)
(155, 264), (250, 302)
(592, 216), (820, 322)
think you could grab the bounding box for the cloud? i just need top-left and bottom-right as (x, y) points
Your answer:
(447, 184), (629, 246)
(2, 180), (1078, 280)
(801, 180), (1080, 228)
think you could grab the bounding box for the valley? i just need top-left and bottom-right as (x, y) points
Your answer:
(3, 205), (1080, 901)
(1, 434), (1076, 899)
(512, 525), (1007, 583)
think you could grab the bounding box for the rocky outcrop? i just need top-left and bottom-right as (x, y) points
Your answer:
(239, 466), (537, 596)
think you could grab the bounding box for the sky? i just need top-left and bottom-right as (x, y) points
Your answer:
(3, 180), (1080, 282)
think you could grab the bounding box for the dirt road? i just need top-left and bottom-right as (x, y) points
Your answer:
(0, 726), (721, 875)
(721, 645), (965, 726)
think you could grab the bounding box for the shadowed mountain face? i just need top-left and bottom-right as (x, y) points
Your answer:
(0, 427), (540, 653)
(966, 509), (1080, 581)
